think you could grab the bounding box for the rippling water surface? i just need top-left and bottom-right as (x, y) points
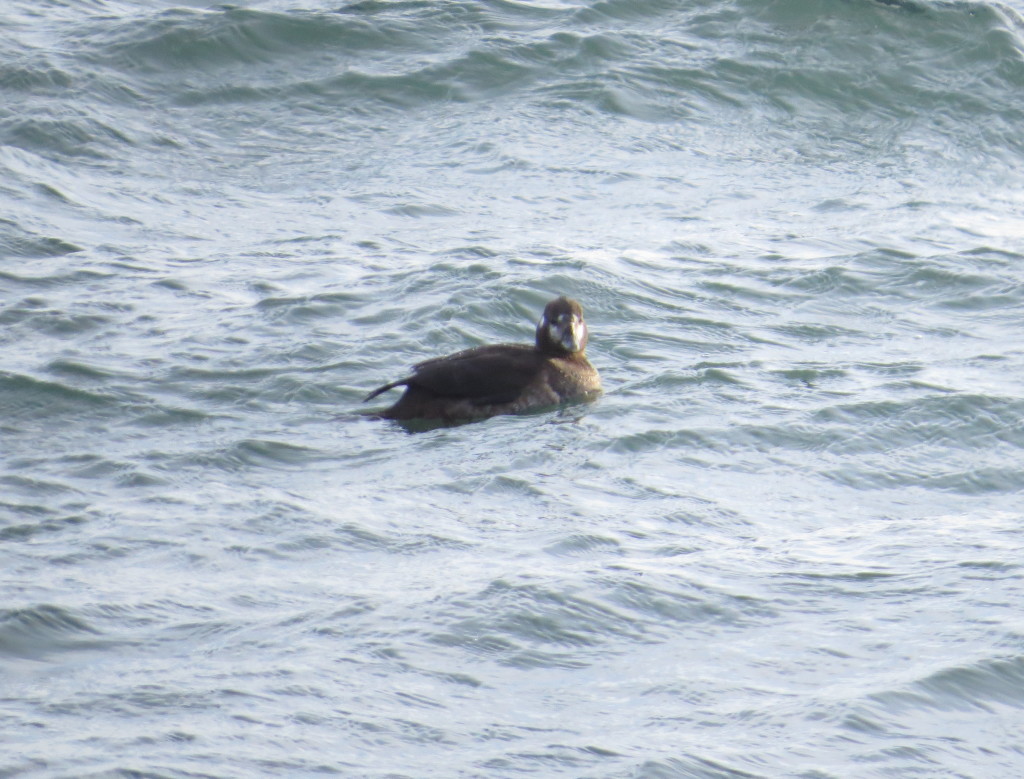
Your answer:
(3, 0), (1024, 776)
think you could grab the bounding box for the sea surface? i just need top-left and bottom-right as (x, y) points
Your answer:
(3, 0), (1024, 776)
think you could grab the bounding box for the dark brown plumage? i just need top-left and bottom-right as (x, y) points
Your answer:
(364, 296), (601, 421)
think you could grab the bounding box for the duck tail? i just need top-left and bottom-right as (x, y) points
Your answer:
(363, 380), (406, 402)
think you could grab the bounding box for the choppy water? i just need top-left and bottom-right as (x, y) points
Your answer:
(3, 0), (1024, 776)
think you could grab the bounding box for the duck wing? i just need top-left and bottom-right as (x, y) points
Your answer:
(408, 344), (540, 405)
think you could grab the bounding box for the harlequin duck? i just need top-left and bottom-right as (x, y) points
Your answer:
(364, 296), (601, 421)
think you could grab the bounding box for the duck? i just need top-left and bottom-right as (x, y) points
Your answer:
(364, 296), (601, 421)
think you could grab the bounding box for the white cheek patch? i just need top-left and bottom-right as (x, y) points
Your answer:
(574, 320), (587, 347)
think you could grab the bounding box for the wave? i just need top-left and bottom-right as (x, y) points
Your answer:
(869, 654), (1024, 715)
(428, 572), (773, 671)
(0, 604), (106, 659)
(2, 0), (1020, 188)
(54, 0), (1024, 117)
(0, 371), (120, 417)
(0, 218), (82, 259)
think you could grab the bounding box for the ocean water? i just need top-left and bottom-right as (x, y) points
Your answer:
(3, 0), (1024, 776)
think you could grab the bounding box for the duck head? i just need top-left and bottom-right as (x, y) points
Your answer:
(536, 296), (588, 355)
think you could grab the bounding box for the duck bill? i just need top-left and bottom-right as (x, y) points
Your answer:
(557, 317), (586, 353)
